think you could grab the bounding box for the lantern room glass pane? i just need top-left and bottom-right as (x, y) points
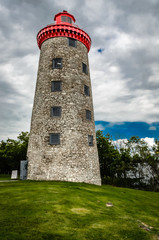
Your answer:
(61, 16), (72, 24)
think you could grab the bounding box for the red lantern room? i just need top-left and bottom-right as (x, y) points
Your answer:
(54, 10), (75, 25)
(37, 10), (91, 52)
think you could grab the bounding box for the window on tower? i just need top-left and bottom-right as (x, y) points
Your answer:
(86, 110), (91, 121)
(49, 133), (60, 145)
(61, 16), (72, 24)
(53, 58), (62, 69)
(88, 135), (93, 146)
(68, 38), (77, 47)
(84, 85), (90, 96)
(51, 107), (61, 117)
(51, 81), (62, 92)
(82, 63), (88, 74)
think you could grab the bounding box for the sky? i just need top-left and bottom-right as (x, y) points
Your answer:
(0, 0), (159, 142)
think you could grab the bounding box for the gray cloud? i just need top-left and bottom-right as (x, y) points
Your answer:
(117, 48), (159, 90)
(0, 0), (159, 139)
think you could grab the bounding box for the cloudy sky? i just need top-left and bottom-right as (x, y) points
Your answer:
(0, 0), (159, 141)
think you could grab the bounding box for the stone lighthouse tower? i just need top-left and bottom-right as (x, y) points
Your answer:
(27, 11), (101, 185)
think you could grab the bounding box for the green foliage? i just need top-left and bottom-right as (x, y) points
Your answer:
(96, 130), (159, 190)
(0, 132), (29, 174)
(0, 181), (159, 240)
(149, 139), (159, 186)
(96, 130), (120, 179)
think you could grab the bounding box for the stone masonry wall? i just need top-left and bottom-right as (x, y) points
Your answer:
(27, 37), (101, 185)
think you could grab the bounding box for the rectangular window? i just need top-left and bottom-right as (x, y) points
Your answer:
(51, 107), (61, 117)
(61, 16), (72, 24)
(68, 38), (76, 47)
(86, 110), (91, 121)
(82, 63), (88, 74)
(53, 58), (62, 69)
(84, 85), (90, 96)
(51, 81), (62, 92)
(50, 133), (60, 145)
(88, 135), (93, 146)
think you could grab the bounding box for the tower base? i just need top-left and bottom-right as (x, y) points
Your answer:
(27, 159), (101, 186)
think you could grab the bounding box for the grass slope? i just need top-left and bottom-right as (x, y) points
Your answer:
(0, 180), (158, 240)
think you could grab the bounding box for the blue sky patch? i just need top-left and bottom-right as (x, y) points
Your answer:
(95, 121), (159, 140)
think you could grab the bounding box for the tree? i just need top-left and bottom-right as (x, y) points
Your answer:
(0, 132), (29, 174)
(96, 130), (120, 183)
(96, 132), (159, 190)
(17, 131), (29, 161)
(148, 139), (159, 188)
(115, 147), (132, 179)
(126, 136), (153, 180)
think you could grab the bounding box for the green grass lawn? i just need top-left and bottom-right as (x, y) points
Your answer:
(0, 181), (158, 240)
(0, 174), (20, 181)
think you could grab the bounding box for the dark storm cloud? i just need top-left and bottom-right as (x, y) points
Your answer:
(0, 78), (29, 123)
(111, 0), (159, 34)
(114, 95), (135, 104)
(113, 0), (159, 18)
(0, 80), (21, 99)
(117, 48), (159, 90)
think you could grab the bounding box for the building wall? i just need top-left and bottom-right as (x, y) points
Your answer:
(27, 37), (101, 185)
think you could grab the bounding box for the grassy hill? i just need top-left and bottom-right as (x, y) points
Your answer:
(0, 180), (158, 240)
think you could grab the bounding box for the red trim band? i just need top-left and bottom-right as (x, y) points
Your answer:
(37, 24), (91, 52)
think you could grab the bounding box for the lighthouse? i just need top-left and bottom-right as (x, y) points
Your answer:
(27, 11), (101, 185)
